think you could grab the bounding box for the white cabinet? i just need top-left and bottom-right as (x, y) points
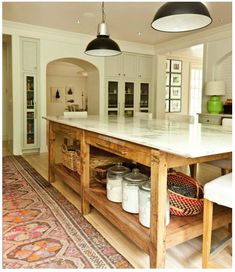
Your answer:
(105, 52), (153, 116)
(21, 37), (40, 151)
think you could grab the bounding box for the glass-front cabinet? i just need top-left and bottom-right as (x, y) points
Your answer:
(24, 74), (38, 147)
(107, 80), (120, 116)
(124, 82), (135, 117)
(139, 82), (150, 112)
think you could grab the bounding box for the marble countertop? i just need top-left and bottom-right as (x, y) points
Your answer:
(44, 115), (232, 158)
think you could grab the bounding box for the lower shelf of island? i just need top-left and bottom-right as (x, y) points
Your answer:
(84, 185), (232, 254)
(52, 163), (81, 194)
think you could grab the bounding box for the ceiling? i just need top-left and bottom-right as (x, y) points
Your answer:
(2, 1), (232, 45)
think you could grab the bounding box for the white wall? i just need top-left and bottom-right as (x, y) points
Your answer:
(202, 37), (232, 113)
(87, 70), (99, 115)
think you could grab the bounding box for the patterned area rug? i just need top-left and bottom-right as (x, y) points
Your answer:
(2, 156), (132, 269)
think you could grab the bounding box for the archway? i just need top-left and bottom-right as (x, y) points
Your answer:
(46, 58), (99, 116)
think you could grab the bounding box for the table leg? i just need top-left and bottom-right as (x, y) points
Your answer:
(81, 131), (90, 215)
(149, 150), (168, 268)
(48, 122), (55, 183)
(189, 163), (197, 179)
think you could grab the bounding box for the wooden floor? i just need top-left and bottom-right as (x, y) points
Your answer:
(2, 143), (232, 268)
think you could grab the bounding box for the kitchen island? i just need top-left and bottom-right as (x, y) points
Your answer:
(44, 115), (232, 268)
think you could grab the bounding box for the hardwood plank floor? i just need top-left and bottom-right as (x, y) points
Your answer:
(3, 145), (232, 268)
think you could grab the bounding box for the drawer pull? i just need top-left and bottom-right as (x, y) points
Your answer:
(95, 142), (128, 156)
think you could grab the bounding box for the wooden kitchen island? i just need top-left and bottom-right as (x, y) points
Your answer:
(44, 115), (232, 268)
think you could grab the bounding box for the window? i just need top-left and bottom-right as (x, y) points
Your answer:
(189, 66), (202, 117)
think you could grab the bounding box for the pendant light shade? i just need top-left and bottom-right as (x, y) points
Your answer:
(151, 2), (212, 32)
(85, 3), (121, 57)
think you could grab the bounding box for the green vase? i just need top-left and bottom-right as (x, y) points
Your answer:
(207, 96), (223, 114)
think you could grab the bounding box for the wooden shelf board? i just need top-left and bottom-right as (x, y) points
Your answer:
(53, 163), (81, 194)
(166, 204), (232, 249)
(85, 186), (150, 254)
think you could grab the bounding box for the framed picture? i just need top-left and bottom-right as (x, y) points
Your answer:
(166, 59), (170, 72)
(165, 100), (169, 112)
(171, 60), (182, 73)
(166, 73), (170, 86)
(50, 87), (65, 103)
(170, 87), (181, 99)
(171, 73), (181, 86)
(170, 100), (181, 112)
(165, 87), (169, 99)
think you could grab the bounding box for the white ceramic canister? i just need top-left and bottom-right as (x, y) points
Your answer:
(106, 163), (130, 203)
(122, 168), (149, 213)
(139, 180), (170, 228)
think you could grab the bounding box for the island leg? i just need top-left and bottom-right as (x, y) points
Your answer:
(81, 131), (90, 215)
(149, 150), (168, 268)
(48, 122), (55, 183)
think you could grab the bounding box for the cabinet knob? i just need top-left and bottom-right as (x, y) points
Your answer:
(123, 73), (126, 76)
(118, 73), (121, 76)
(139, 75), (141, 77)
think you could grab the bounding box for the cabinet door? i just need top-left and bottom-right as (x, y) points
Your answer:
(107, 79), (122, 116)
(105, 55), (122, 77)
(137, 55), (153, 80)
(123, 53), (137, 79)
(124, 81), (135, 117)
(138, 82), (150, 112)
(24, 74), (38, 147)
(21, 38), (39, 72)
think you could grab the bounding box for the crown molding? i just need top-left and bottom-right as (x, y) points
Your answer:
(154, 23), (232, 54)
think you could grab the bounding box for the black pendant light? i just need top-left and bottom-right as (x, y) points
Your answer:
(85, 2), (121, 57)
(151, 2), (212, 32)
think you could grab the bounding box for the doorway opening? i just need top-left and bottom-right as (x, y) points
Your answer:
(46, 58), (99, 117)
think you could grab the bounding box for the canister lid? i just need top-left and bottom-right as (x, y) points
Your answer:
(139, 180), (151, 191)
(123, 168), (149, 184)
(108, 162), (130, 175)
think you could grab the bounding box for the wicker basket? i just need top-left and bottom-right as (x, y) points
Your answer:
(167, 171), (204, 216)
(62, 144), (81, 173)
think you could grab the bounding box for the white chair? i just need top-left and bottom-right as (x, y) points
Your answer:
(202, 173), (232, 268)
(134, 112), (152, 119)
(205, 118), (232, 175)
(167, 114), (195, 124)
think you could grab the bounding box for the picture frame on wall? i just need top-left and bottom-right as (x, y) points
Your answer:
(166, 59), (170, 72)
(170, 100), (181, 112)
(50, 87), (65, 103)
(170, 86), (181, 99)
(171, 73), (181, 86)
(165, 100), (169, 112)
(171, 60), (182, 73)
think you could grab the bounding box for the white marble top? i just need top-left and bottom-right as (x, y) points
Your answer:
(44, 115), (232, 158)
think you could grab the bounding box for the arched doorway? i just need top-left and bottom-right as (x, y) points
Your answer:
(46, 58), (99, 116)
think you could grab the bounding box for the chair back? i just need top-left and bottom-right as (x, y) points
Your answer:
(167, 114), (194, 124)
(222, 118), (232, 130)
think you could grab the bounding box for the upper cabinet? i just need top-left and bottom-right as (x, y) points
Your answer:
(137, 55), (153, 80)
(105, 52), (153, 117)
(21, 38), (39, 72)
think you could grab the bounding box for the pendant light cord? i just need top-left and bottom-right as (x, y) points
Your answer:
(102, 2), (106, 23)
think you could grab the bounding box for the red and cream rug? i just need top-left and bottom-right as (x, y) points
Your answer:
(2, 156), (132, 269)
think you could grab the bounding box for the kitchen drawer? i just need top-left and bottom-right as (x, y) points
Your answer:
(85, 131), (151, 166)
(199, 115), (221, 125)
(52, 122), (82, 139)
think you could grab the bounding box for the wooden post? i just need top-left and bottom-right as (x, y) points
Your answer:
(81, 131), (90, 215)
(48, 121), (55, 183)
(149, 150), (167, 268)
(202, 198), (213, 268)
(189, 163), (197, 179)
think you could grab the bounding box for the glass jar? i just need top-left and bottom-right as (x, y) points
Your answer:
(106, 163), (130, 203)
(139, 180), (170, 228)
(122, 168), (148, 213)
